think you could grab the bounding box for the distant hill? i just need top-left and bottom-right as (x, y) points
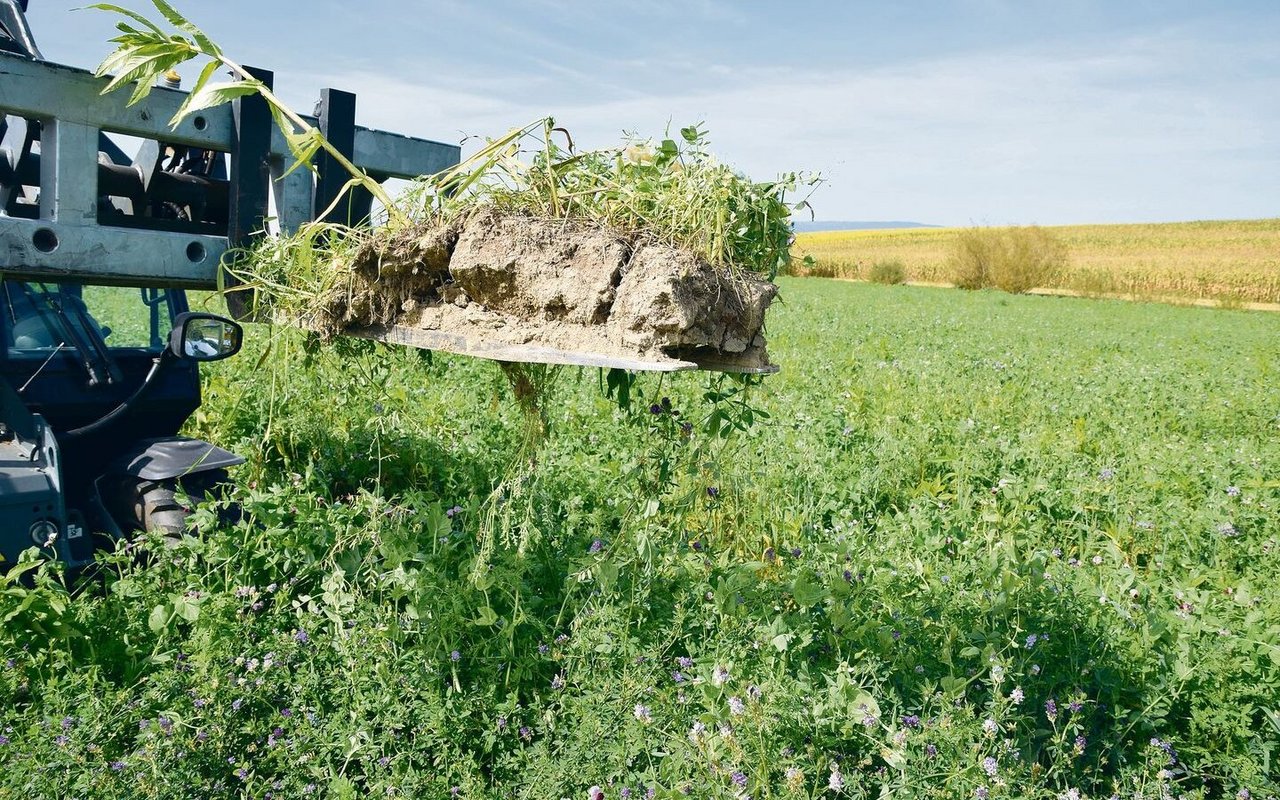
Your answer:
(793, 220), (938, 233)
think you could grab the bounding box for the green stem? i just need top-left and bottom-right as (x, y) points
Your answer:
(216, 55), (406, 225)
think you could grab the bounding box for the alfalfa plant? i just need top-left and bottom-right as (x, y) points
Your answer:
(950, 225), (1067, 294)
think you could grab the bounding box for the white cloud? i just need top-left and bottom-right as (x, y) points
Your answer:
(302, 29), (1275, 225)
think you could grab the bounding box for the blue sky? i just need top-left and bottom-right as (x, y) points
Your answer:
(25, 1), (1280, 226)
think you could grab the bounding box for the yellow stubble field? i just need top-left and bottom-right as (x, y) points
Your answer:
(793, 218), (1280, 306)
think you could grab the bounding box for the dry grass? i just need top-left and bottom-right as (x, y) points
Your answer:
(793, 219), (1280, 304)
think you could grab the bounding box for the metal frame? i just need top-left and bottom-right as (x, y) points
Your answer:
(0, 51), (460, 288)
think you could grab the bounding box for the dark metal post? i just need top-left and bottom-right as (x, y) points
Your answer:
(225, 66), (273, 320)
(315, 88), (373, 225)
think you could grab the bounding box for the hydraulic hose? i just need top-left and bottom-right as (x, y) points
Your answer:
(63, 352), (171, 439)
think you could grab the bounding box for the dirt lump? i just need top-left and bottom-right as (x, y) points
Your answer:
(316, 210), (778, 370)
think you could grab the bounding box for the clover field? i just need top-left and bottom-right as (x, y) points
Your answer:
(2, 279), (1278, 799)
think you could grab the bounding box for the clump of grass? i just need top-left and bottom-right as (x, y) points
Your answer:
(867, 259), (906, 285)
(950, 225), (1067, 293)
(405, 118), (817, 279)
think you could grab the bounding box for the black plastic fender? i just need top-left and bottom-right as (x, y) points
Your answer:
(106, 436), (244, 481)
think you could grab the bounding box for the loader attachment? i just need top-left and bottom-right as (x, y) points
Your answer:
(347, 324), (778, 374)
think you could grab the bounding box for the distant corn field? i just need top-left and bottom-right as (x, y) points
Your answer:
(792, 219), (1280, 306)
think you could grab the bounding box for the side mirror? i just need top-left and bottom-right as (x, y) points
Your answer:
(168, 312), (243, 362)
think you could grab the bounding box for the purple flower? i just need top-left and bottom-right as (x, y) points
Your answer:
(54, 734), (69, 746)
(538, 643), (549, 654)
(975, 787), (989, 800)
(0, 735), (10, 746)
(706, 486), (719, 498)
(672, 671), (685, 683)
(982, 756), (998, 776)
(110, 760), (125, 771)
(790, 547), (802, 558)
(496, 715), (508, 731)
(728, 696), (745, 715)
(231, 699), (243, 711)
(676, 656), (694, 669)
(1010, 687), (1024, 705)
(589, 539), (604, 554)
(60, 716), (74, 730)
(1025, 634), (1039, 649)
(1045, 698), (1058, 721)
(378, 756), (390, 768)
(1227, 486), (1241, 497)
(621, 789), (633, 799)
(1074, 735), (1087, 754)
(280, 708), (293, 718)
(294, 629), (309, 643)
(519, 725), (532, 741)
(747, 684), (762, 700)
(1099, 468), (1114, 480)
(731, 770), (747, 788)
(712, 665), (730, 686)
(828, 765), (844, 792)
(551, 673), (565, 690)
(902, 714), (921, 728)
(633, 704), (652, 723)
(925, 743), (937, 757)
(450, 650), (461, 662)
(1068, 700), (1083, 713)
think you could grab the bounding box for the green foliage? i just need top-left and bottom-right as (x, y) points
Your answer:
(408, 119), (818, 278)
(4, 281), (1277, 797)
(868, 259), (906, 285)
(950, 226), (1069, 293)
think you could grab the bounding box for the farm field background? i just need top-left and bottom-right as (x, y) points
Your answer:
(2, 280), (1279, 797)
(793, 219), (1280, 306)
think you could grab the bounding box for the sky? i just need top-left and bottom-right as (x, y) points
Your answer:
(22, 0), (1280, 226)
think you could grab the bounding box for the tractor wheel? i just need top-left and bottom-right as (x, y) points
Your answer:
(117, 469), (238, 536)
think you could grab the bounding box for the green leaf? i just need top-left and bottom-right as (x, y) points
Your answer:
(791, 571), (826, 608)
(85, 3), (168, 38)
(149, 0), (195, 31)
(147, 604), (170, 633)
(472, 605), (499, 626)
(170, 78), (260, 126)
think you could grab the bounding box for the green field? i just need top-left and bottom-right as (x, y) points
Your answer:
(3, 279), (1279, 797)
(795, 219), (1280, 306)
